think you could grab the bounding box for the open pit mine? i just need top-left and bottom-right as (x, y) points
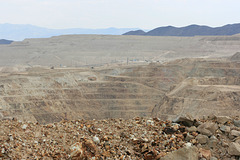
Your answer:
(0, 35), (240, 159)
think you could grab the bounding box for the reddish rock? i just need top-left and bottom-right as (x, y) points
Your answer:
(199, 148), (212, 160)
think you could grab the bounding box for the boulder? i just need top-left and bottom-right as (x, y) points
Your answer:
(235, 138), (240, 145)
(70, 142), (84, 159)
(161, 146), (198, 160)
(216, 116), (231, 124)
(208, 136), (218, 148)
(230, 52), (240, 62)
(70, 139), (98, 159)
(228, 142), (240, 156)
(196, 134), (208, 144)
(230, 130), (240, 137)
(172, 115), (195, 127)
(185, 133), (194, 142)
(197, 122), (218, 136)
(22, 124), (28, 130)
(219, 125), (230, 133)
(199, 148), (211, 160)
(207, 114), (216, 120)
(93, 135), (100, 144)
(233, 120), (240, 127)
(187, 126), (197, 132)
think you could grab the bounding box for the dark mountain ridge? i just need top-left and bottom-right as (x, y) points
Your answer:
(0, 39), (13, 44)
(123, 30), (146, 35)
(123, 23), (240, 36)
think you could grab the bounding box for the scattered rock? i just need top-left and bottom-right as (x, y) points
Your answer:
(0, 116), (239, 159)
(197, 122), (218, 136)
(228, 142), (240, 156)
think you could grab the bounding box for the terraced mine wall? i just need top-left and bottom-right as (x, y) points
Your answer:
(0, 58), (240, 123)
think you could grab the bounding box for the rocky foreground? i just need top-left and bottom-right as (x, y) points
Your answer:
(0, 115), (240, 160)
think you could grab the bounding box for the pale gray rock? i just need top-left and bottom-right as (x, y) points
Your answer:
(187, 126), (197, 132)
(208, 135), (218, 148)
(230, 130), (240, 137)
(235, 138), (240, 145)
(161, 146), (198, 160)
(234, 120), (240, 127)
(93, 136), (100, 144)
(219, 125), (231, 133)
(216, 116), (231, 124)
(221, 141), (229, 147)
(228, 142), (240, 156)
(22, 124), (28, 130)
(207, 114), (216, 120)
(185, 133), (194, 142)
(172, 115), (194, 127)
(197, 122), (218, 136)
(210, 157), (218, 160)
(196, 134), (208, 144)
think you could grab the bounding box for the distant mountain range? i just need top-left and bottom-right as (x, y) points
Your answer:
(0, 39), (13, 44)
(2, 23), (240, 41)
(123, 23), (240, 36)
(0, 23), (140, 41)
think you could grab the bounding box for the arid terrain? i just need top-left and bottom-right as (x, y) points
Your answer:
(0, 35), (240, 159)
(1, 34), (240, 67)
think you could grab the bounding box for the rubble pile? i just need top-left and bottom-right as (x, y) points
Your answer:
(0, 115), (240, 159)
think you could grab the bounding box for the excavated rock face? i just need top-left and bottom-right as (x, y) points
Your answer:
(230, 52), (240, 61)
(0, 67), (163, 123)
(151, 58), (240, 120)
(0, 57), (240, 123)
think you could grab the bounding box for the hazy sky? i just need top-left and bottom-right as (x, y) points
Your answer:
(0, 0), (240, 29)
